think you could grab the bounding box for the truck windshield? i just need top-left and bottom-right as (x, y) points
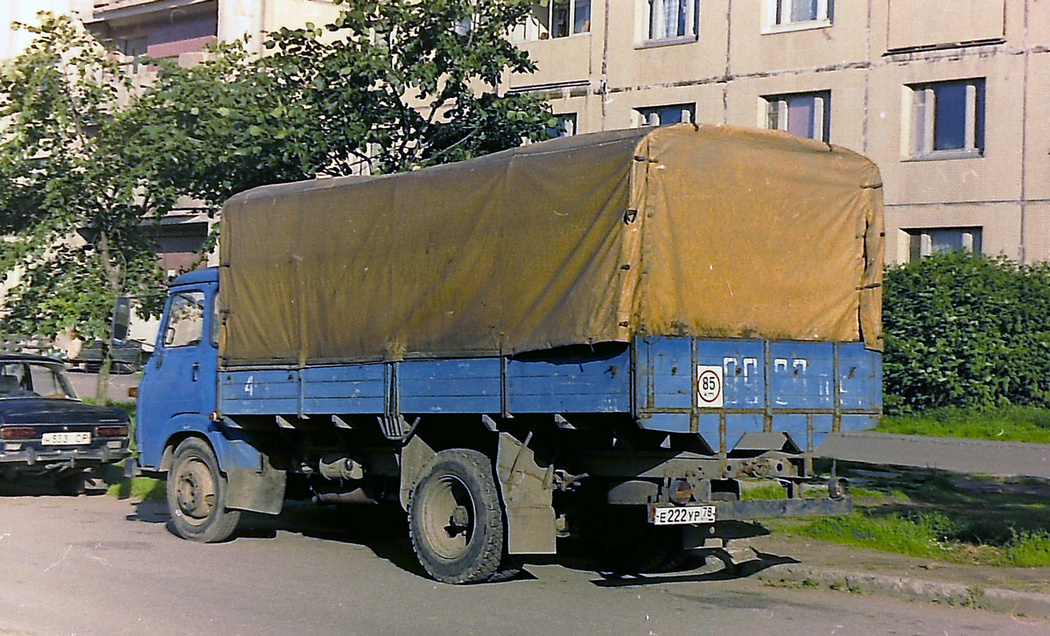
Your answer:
(0, 360), (77, 399)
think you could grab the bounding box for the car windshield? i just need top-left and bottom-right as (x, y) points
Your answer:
(0, 360), (77, 400)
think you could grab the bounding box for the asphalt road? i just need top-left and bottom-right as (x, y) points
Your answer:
(0, 492), (1045, 636)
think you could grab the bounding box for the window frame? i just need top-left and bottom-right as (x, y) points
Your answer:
(513, 0), (592, 42)
(762, 91), (831, 142)
(764, 0), (832, 33)
(905, 227), (982, 262)
(548, 113), (578, 137)
(904, 78), (986, 160)
(634, 103), (696, 127)
(642, 0), (701, 46)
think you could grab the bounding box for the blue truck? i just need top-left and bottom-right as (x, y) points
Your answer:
(132, 125), (884, 584)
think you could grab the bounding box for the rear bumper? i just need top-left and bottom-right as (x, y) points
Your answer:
(713, 496), (852, 520)
(0, 444), (130, 474)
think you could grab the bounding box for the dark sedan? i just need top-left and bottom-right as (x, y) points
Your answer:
(0, 353), (130, 491)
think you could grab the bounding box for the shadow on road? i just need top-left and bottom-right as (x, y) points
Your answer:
(590, 549), (799, 587)
(0, 463), (121, 497)
(120, 495), (791, 585)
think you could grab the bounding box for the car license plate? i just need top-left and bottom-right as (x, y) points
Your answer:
(41, 432), (91, 446)
(651, 505), (716, 526)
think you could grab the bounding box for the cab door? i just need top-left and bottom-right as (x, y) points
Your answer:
(136, 284), (219, 468)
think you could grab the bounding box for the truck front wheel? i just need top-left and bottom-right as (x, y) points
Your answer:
(167, 437), (241, 543)
(408, 449), (504, 584)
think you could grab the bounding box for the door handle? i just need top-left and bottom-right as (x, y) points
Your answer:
(192, 363), (200, 382)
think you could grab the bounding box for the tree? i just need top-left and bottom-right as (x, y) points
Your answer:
(0, 14), (172, 401)
(262, 0), (554, 175)
(132, 0), (554, 205)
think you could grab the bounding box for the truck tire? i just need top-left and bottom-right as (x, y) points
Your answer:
(408, 449), (504, 584)
(167, 437), (241, 543)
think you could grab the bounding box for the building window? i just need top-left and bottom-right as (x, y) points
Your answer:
(646, 0), (700, 42)
(515, 0), (591, 41)
(907, 227), (982, 262)
(769, 0), (832, 27)
(907, 79), (985, 157)
(764, 91), (830, 142)
(636, 103), (695, 127)
(548, 113), (577, 137)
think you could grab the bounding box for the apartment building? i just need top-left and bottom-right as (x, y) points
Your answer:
(6, 1), (1045, 267)
(87, 0), (340, 63)
(506, 0), (1050, 265)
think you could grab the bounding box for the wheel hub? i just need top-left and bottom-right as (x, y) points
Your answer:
(420, 476), (476, 560)
(175, 458), (216, 522)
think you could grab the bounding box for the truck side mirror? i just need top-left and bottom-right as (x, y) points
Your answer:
(112, 297), (131, 346)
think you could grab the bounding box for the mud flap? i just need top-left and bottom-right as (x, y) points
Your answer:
(496, 432), (557, 555)
(399, 435), (437, 510)
(225, 451), (287, 515)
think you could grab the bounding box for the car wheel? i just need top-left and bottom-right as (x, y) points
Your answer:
(408, 449), (505, 584)
(167, 437), (240, 542)
(56, 470), (88, 496)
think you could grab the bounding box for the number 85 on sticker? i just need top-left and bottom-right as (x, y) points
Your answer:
(696, 365), (724, 408)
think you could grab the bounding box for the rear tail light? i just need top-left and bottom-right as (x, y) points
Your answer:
(96, 425), (129, 438)
(2, 427), (36, 440)
(670, 478), (694, 505)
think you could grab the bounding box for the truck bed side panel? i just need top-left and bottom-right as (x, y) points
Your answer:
(218, 337), (879, 451)
(507, 350), (631, 414)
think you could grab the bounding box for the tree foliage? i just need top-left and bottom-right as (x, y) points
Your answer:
(883, 251), (1050, 414)
(132, 0), (554, 209)
(0, 15), (169, 354)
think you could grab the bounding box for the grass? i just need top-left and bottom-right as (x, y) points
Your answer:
(88, 398), (165, 502)
(107, 477), (165, 501)
(877, 405), (1050, 444)
(782, 466), (1050, 567)
(795, 511), (1050, 567)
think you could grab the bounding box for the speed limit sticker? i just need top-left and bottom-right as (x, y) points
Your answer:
(696, 365), (724, 408)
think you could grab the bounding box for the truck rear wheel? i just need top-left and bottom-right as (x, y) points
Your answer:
(408, 449), (504, 584)
(167, 437), (240, 543)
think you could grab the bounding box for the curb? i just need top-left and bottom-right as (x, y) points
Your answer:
(756, 563), (1050, 619)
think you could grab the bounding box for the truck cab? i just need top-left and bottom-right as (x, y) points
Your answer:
(136, 268), (220, 473)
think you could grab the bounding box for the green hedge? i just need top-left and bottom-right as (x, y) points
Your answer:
(883, 251), (1050, 415)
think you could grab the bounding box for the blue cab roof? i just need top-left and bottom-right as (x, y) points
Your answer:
(170, 267), (218, 288)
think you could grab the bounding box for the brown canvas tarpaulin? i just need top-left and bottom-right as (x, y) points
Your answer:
(218, 124), (883, 367)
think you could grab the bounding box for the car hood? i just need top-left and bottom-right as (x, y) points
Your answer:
(0, 399), (129, 425)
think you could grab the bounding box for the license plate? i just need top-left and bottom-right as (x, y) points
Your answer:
(651, 505), (716, 526)
(41, 432), (91, 446)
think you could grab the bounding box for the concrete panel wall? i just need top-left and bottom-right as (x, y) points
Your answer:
(886, 0), (1005, 51)
(505, 0), (1047, 265)
(866, 51), (1025, 207)
(886, 203), (1022, 262)
(728, 0), (870, 75)
(723, 68), (868, 151)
